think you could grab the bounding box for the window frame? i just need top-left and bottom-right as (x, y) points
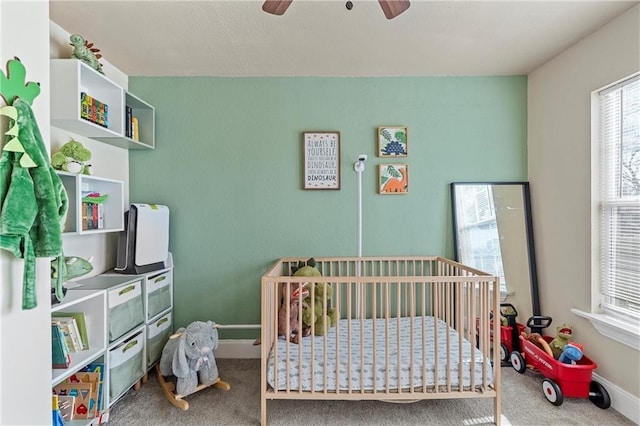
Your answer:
(582, 72), (640, 351)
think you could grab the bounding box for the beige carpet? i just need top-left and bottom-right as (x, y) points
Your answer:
(107, 359), (634, 425)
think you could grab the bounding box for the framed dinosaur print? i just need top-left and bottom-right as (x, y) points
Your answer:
(303, 131), (341, 190)
(379, 163), (408, 194)
(377, 126), (408, 157)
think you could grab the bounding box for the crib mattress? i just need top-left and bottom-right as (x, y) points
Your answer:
(267, 316), (493, 392)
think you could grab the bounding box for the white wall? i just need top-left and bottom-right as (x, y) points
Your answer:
(528, 4), (640, 421)
(0, 5), (131, 423)
(0, 1), (52, 424)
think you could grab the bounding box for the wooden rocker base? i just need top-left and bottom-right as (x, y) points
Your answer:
(155, 364), (231, 411)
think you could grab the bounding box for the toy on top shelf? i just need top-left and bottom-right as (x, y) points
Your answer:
(70, 33), (103, 74)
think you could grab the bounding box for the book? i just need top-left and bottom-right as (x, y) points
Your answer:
(51, 323), (70, 369)
(125, 106), (132, 137)
(51, 316), (83, 352)
(54, 312), (89, 350)
(81, 202), (88, 230)
(52, 382), (93, 420)
(131, 116), (139, 141)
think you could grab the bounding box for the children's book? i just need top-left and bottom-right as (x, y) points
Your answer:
(52, 317), (82, 352)
(51, 323), (70, 369)
(53, 312), (89, 350)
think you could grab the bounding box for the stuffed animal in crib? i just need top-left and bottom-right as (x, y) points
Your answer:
(292, 258), (338, 337)
(159, 320), (220, 396)
(278, 282), (311, 344)
(549, 323), (573, 359)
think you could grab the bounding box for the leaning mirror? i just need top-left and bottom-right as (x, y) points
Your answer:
(451, 182), (540, 322)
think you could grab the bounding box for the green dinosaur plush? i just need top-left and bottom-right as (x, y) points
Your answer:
(51, 139), (92, 174)
(550, 323), (573, 359)
(51, 256), (93, 285)
(70, 34), (103, 74)
(293, 258), (338, 336)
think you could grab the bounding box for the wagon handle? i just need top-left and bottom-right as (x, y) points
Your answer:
(500, 303), (518, 320)
(527, 315), (552, 334)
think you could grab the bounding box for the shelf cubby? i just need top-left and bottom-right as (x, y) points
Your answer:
(51, 59), (154, 150)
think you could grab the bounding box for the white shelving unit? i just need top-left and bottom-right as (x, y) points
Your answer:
(51, 288), (107, 426)
(56, 171), (124, 235)
(50, 59), (155, 150)
(51, 289), (107, 386)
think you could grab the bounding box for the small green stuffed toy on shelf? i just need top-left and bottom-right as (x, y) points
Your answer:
(51, 139), (92, 175)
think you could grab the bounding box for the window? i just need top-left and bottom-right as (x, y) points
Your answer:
(597, 75), (640, 321)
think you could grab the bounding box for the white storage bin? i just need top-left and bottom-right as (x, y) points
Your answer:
(108, 280), (144, 342)
(145, 270), (172, 320)
(146, 312), (172, 367)
(109, 331), (145, 401)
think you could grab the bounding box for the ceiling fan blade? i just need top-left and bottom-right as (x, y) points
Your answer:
(379, 0), (410, 19)
(262, 0), (293, 16)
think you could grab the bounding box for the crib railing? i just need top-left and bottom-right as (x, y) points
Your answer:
(260, 256), (501, 425)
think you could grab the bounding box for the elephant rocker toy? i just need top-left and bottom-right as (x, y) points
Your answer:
(156, 320), (230, 410)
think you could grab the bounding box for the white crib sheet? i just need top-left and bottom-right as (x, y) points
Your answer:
(267, 316), (493, 392)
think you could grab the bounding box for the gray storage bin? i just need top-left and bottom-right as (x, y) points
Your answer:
(146, 270), (172, 320)
(109, 331), (145, 401)
(108, 281), (144, 342)
(146, 312), (172, 367)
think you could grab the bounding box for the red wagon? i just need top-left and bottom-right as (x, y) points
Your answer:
(510, 333), (611, 408)
(476, 303), (528, 363)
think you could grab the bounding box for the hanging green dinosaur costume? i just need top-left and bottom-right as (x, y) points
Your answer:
(0, 58), (68, 309)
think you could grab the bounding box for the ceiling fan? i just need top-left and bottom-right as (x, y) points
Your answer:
(262, 0), (410, 20)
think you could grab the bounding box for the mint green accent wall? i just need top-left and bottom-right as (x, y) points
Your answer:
(128, 76), (527, 338)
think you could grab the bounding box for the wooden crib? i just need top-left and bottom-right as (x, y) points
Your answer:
(260, 256), (501, 425)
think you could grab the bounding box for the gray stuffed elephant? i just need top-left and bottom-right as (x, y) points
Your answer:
(159, 320), (220, 396)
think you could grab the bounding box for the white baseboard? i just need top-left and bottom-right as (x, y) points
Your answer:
(215, 339), (261, 359)
(592, 373), (640, 424)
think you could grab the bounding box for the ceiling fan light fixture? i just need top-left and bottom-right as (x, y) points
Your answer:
(379, 0), (410, 19)
(262, 0), (293, 16)
(262, 0), (410, 19)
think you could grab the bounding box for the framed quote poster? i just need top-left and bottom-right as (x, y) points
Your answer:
(303, 131), (341, 190)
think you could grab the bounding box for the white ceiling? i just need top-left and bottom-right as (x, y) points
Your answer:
(49, 0), (639, 77)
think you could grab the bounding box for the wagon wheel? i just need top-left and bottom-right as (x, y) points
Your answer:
(510, 351), (526, 373)
(589, 380), (611, 409)
(500, 343), (509, 362)
(542, 378), (563, 406)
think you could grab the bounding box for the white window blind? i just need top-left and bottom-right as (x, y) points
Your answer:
(599, 75), (640, 320)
